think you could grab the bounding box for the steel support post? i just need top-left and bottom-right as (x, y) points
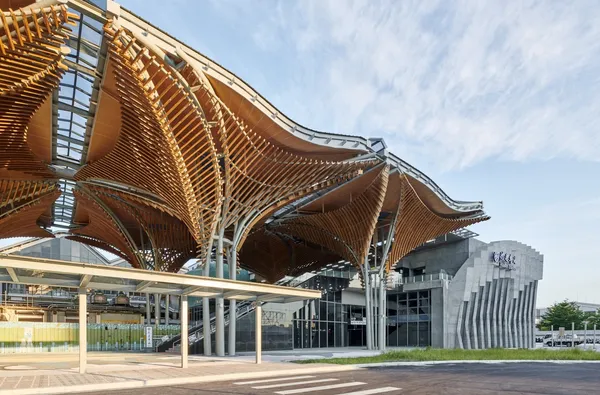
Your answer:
(364, 257), (373, 350)
(203, 256), (211, 355)
(78, 287), (87, 374)
(309, 300), (315, 348)
(215, 230), (225, 356)
(228, 247), (237, 356)
(378, 275), (386, 351)
(373, 274), (378, 349)
(146, 293), (151, 325)
(155, 293), (160, 326)
(181, 295), (188, 368)
(165, 295), (169, 325)
(255, 303), (262, 364)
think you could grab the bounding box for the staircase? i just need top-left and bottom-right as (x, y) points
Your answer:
(158, 300), (254, 353)
(156, 272), (320, 353)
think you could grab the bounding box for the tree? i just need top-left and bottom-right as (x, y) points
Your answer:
(537, 300), (586, 330)
(584, 309), (600, 329)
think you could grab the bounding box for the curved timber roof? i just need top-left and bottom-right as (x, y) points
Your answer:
(0, 0), (489, 280)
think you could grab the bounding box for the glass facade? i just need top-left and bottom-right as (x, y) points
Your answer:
(14, 238), (108, 265)
(293, 290), (350, 348)
(387, 291), (431, 347)
(292, 289), (432, 349)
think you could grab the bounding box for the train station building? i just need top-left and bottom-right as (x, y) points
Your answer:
(0, 0), (541, 368)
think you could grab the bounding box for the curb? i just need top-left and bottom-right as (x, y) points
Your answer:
(0, 365), (359, 395)
(356, 360), (600, 368)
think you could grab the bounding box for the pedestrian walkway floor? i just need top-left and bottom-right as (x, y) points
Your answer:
(0, 352), (357, 394)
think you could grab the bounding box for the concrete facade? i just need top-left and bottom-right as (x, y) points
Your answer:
(444, 240), (543, 349)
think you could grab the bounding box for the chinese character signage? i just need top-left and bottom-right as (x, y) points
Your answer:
(491, 251), (516, 270)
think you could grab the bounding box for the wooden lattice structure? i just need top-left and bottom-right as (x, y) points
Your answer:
(0, 1), (488, 280)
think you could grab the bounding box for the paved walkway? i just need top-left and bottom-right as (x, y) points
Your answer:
(0, 353), (356, 394)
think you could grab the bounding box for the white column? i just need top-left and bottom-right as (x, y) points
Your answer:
(78, 287), (87, 374)
(373, 276), (378, 349)
(363, 258), (372, 350)
(155, 293), (161, 326)
(165, 295), (170, 325)
(203, 257), (211, 355)
(215, 231), (225, 356)
(228, 248), (237, 356)
(378, 276), (385, 351)
(309, 300), (315, 348)
(255, 303), (262, 364)
(146, 293), (151, 325)
(181, 295), (188, 368)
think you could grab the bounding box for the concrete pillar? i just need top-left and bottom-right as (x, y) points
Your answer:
(146, 293), (151, 325)
(78, 287), (87, 374)
(255, 303), (262, 364)
(181, 295), (188, 368)
(165, 295), (170, 325)
(228, 248), (237, 356)
(155, 293), (160, 326)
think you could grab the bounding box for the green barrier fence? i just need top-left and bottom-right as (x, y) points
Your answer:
(0, 322), (180, 353)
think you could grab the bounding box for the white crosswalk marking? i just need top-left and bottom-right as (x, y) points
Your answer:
(234, 376), (316, 385)
(337, 387), (402, 395)
(252, 378), (338, 389)
(274, 381), (366, 394)
(252, 379), (338, 390)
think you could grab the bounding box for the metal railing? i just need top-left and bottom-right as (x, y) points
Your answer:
(169, 300), (255, 350)
(386, 271), (454, 289)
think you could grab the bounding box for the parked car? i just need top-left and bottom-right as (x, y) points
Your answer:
(545, 335), (583, 347)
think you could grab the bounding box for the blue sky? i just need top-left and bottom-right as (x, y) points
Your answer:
(118, 0), (599, 306)
(4, 0), (598, 307)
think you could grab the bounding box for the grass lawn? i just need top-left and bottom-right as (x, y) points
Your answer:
(295, 348), (600, 364)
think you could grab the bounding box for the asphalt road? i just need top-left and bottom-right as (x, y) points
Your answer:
(85, 363), (600, 395)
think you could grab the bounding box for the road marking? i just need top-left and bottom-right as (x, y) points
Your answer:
(234, 375), (316, 385)
(275, 381), (366, 394)
(338, 387), (402, 395)
(253, 378), (338, 389)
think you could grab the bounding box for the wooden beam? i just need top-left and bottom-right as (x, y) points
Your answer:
(6, 268), (19, 283)
(136, 281), (153, 292)
(80, 274), (92, 288)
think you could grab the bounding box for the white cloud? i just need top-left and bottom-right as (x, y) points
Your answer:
(248, 0), (600, 171)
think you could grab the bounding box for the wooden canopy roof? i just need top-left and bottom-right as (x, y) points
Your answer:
(0, 1), (489, 281)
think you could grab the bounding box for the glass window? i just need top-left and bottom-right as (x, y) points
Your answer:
(319, 301), (327, 321)
(327, 302), (335, 321)
(397, 323), (408, 346)
(310, 320), (318, 348)
(335, 303), (342, 322)
(328, 323), (335, 347)
(407, 322), (418, 346)
(319, 321), (327, 348)
(334, 291), (342, 303)
(408, 299), (418, 315)
(419, 322), (430, 347)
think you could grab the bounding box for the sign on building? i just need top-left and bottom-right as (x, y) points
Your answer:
(145, 326), (153, 348)
(491, 252), (516, 271)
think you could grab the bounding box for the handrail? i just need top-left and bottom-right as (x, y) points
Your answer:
(159, 270), (321, 352)
(387, 271), (454, 289)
